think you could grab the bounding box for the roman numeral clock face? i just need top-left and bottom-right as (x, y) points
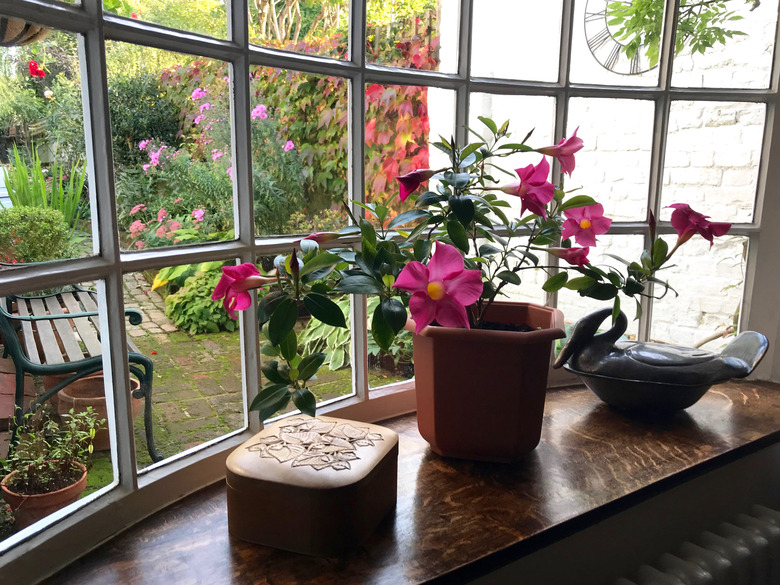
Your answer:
(584, 0), (653, 75)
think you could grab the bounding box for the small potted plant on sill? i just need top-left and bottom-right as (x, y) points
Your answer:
(1, 407), (104, 529)
(212, 117), (732, 462)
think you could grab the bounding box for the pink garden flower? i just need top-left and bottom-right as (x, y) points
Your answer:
(212, 263), (277, 319)
(397, 169), (436, 202)
(548, 247), (591, 268)
(283, 140), (295, 152)
(226, 167), (233, 180)
(191, 208), (205, 222)
(500, 157), (555, 218)
(251, 104), (267, 120)
(200, 102), (211, 113)
(211, 149), (223, 161)
(138, 139), (150, 150)
(129, 220), (146, 237)
(193, 115), (206, 125)
(393, 242), (483, 333)
(142, 164), (151, 173)
(191, 88), (206, 100)
(130, 203), (147, 215)
(155, 225), (167, 238)
(173, 198), (183, 204)
(667, 203), (732, 248)
(537, 128), (583, 176)
(561, 204), (612, 247)
(157, 208), (167, 222)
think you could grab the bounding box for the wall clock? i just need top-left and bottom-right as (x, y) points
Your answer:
(584, 0), (655, 75)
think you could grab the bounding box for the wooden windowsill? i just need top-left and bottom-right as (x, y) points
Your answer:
(46, 382), (780, 585)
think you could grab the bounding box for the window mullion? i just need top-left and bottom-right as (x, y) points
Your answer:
(455, 0), (473, 146)
(80, 0), (139, 482)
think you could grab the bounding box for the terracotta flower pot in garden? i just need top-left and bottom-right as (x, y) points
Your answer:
(412, 301), (565, 463)
(1, 462), (88, 529)
(57, 375), (143, 451)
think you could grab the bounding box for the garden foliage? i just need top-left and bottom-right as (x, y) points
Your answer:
(0, 206), (71, 263)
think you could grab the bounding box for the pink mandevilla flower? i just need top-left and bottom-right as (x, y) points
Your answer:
(283, 140), (295, 152)
(212, 264), (276, 319)
(500, 157), (555, 218)
(393, 242), (483, 334)
(561, 204), (612, 247)
(537, 127), (584, 176)
(667, 203), (732, 248)
(548, 247), (591, 268)
(397, 169), (436, 202)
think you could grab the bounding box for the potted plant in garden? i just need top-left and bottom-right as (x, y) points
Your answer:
(212, 117), (732, 462)
(1, 407), (104, 529)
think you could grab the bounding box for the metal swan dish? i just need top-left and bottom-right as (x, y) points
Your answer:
(554, 308), (769, 413)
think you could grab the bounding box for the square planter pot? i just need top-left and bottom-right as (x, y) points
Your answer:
(413, 302), (565, 463)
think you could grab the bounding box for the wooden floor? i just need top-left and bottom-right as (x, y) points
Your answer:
(43, 381), (780, 585)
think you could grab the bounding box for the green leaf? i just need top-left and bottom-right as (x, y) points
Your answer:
(335, 275), (384, 294)
(623, 277), (645, 296)
(446, 219), (470, 252)
(298, 253), (341, 279)
(279, 330), (298, 362)
(298, 352), (326, 381)
(261, 361), (288, 384)
(415, 191), (447, 207)
(478, 243), (501, 256)
(652, 237), (669, 268)
(249, 384), (290, 421)
(388, 209), (430, 229)
(292, 388), (317, 417)
(303, 293), (347, 328)
(542, 272), (568, 292)
(497, 270), (521, 285)
(612, 297), (621, 323)
(581, 283), (618, 300)
(449, 195), (475, 227)
(478, 116), (498, 134)
(413, 239), (432, 262)
(564, 276), (596, 291)
(267, 297), (298, 346)
(258, 291), (287, 326)
(371, 303), (395, 352)
(559, 195), (598, 212)
(381, 297), (407, 334)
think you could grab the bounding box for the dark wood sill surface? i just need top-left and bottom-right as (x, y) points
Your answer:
(45, 381), (780, 585)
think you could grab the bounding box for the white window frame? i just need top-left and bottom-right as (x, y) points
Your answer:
(0, 0), (778, 580)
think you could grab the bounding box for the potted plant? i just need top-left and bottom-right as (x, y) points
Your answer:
(211, 117), (732, 462)
(1, 407), (104, 529)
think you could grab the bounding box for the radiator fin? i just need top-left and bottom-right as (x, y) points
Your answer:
(615, 506), (779, 585)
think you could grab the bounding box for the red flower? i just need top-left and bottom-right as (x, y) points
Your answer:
(28, 61), (45, 78)
(667, 203), (731, 248)
(397, 169), (436, 202)
(500, 157), (555, 218)
(537, 128), (584, 176)
(548, 247), (591, 267)
(131, 12), (139, 19)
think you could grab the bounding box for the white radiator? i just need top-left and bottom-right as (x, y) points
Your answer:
(615, 505), (780, 585)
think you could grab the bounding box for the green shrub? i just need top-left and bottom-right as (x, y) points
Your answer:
(164, 268), (238, 334)
(108, 73), (181, 167)
(0, 206), (71, 263)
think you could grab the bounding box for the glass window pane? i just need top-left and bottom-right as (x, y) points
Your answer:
(250, 68), (349, 236)
(366, 84), (454, 212)
(123, 267), (243, 470)
(661, 101), (764, 224)
(571, 0), (663, 87)
(249, 0), (349, 58)
(471, 0), (562, 81)
(557, 234), (645, 341)
(0, 30), (92, 263)
(0, 281), (116, 538)
(649, 235), (746, 351)
(107, 45), (235, 251)
(103, 1), (227, 39)
(672, 0), (778, 89)
(568, 98), (654, 222)
(366, 0), (458, 73)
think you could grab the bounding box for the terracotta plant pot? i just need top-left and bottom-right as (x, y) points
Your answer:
(412, 302), (565, 463)
(57, 376), (143, 451)
(1, 462), (88, 529)
(0, 17), (51, 47)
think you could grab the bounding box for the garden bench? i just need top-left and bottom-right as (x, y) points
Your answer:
(0, 287), (163, 462)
